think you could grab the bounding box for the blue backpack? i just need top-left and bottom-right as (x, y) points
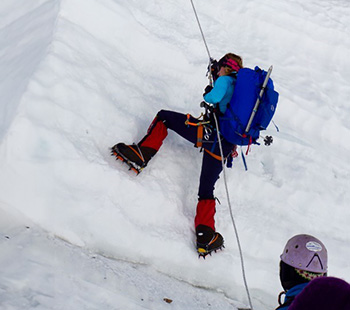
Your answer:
(219, 66), (279, 146)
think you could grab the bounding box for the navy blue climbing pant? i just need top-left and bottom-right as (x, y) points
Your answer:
(155, 110), (234, 200)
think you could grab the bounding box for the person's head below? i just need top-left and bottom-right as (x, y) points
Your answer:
(279, 234), (328, 291)
(280, 235), (350, 310)
(217, 53), (243, 76)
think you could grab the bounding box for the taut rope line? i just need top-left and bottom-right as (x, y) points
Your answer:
(189, 1), (254, 309)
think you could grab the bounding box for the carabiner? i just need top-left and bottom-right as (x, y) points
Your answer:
(204, 126), (212, 140)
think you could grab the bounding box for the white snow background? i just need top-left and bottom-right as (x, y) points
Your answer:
(0, 0), (350, 309)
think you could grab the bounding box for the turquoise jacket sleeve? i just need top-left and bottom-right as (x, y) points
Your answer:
(203, 75), (235, 114)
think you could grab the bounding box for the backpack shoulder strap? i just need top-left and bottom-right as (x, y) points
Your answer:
(275, 291), (295, 310)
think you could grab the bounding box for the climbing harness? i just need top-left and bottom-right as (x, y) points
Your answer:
(189, 1), (254, 309)
(184, 113), (210, 127)
(185, 113), (212, 147)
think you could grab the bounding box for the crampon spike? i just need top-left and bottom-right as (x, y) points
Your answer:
(197, 245), (224, 258)
(110, 147), (142, 175)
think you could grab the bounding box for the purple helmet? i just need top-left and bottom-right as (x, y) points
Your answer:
(280, 234), (328, 273)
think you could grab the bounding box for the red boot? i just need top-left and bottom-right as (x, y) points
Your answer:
(195, 199), (216, 230)
(111, 143), (157, 173)
(138, 116), (168, 150)
(195, 199), (224, 257)
(111, 116), (168, 174)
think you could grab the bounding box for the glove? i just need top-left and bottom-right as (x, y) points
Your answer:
(203, 85), (213, 96)
(208, 59), (219, 82)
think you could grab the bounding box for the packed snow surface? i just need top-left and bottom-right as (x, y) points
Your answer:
(0, 0), (349, 309)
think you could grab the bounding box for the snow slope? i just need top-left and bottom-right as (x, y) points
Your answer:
(0, 207), (241, 310)
(0, 0), (350, 309)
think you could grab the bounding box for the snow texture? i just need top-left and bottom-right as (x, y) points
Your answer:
(0, 0), (349, 309)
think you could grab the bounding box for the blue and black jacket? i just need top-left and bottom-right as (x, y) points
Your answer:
(203, 75), (236, 114)
(276, 283), (308, 310)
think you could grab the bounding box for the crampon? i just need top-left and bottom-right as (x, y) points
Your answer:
(197, 244), (225, 259)
(110, 145), (144, 175)
(197, 232), (225, 259)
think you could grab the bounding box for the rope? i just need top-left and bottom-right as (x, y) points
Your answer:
(189, 0), (213, 85)
(189, 0), (211, 60)
(213, 114), (254, 310)
(188, 1), (254, 308)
